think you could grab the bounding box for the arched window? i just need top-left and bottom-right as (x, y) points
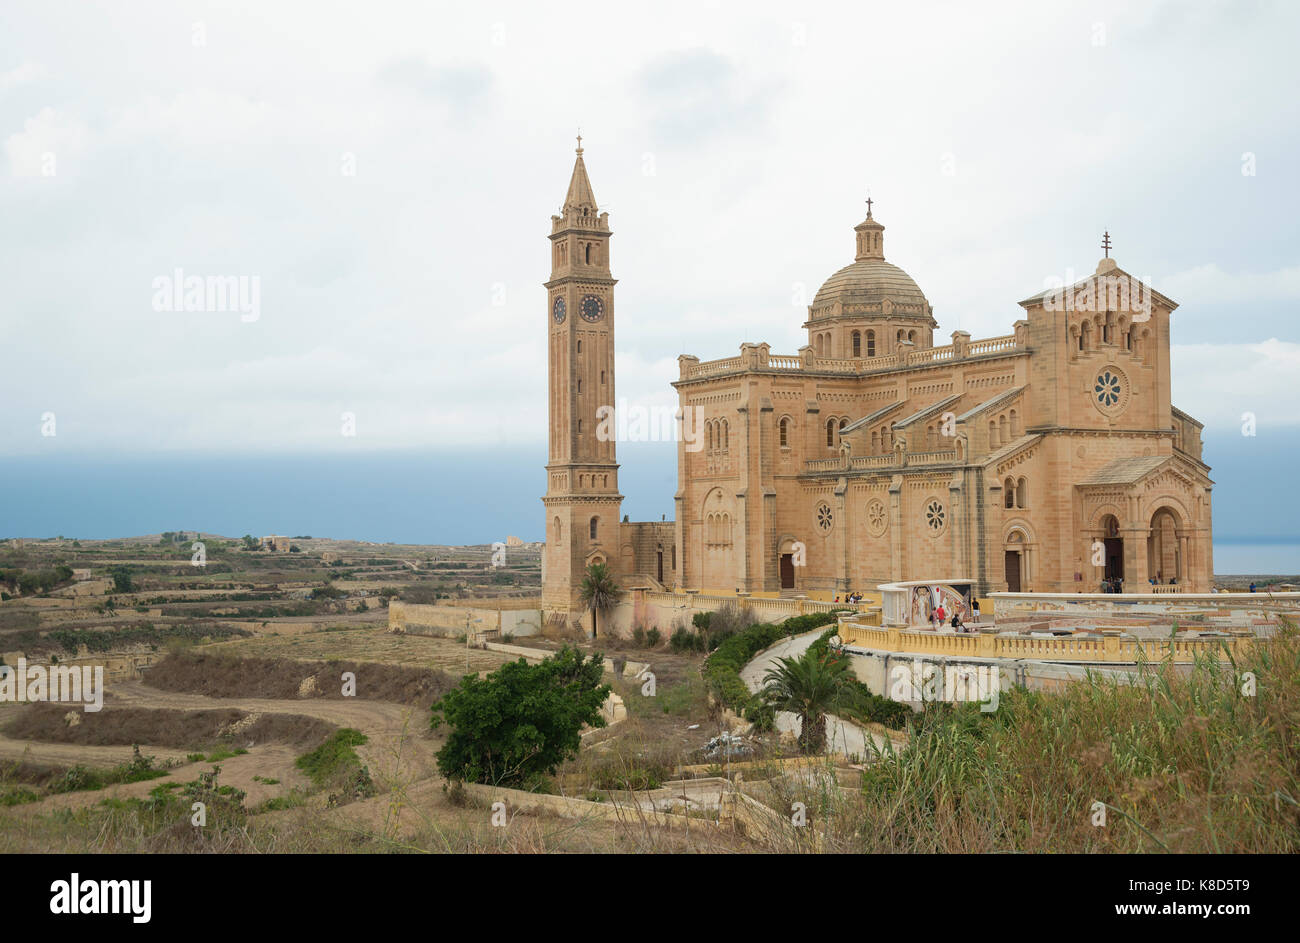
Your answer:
(866, 330), (875, 357)
(577, 378), (582, 393)
(589, 516), (598, 540)
(779, 417), (790, 447)
(852, 331), (861, 357)
(706, 421), (714, 451)
(908, 330), (916, 343)
(999, 415), (1008, 444)
(600, 370), (606, 384)
(839, 419), (847, 439)
(826, 419), (836, 447)
(1080, 321), (1092, 351)
(577, 339), (582, 353)
(1009, 409), (1019, 437)
(553, 516), (562, 543)
(577, 419), (583, 434)
(585, 244), (591, 264)
(722, 420), (729, 449)
(896, 329), (904, 344)
(886, 423), (895, 450)
(1004, 477), (1015, 509)
(1016, 477), (1027, 509)
(989, 420), (999, 449)
(871, 429), (879, 452)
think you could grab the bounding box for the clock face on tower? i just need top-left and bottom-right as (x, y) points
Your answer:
(580, 294), (605, 322)
(552, 297), (566, 323)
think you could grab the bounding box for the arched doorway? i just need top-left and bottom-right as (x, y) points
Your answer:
(1004, 532), (1023, 592)
(776, 536), (799, 590)
(1100, 514), (1123, 582)
(1148, 507), (1181, 584)
(656, 544), (664, 584)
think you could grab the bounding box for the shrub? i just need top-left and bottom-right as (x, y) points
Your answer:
(702, 611), (840, 721)
(431, 646), (610, 787)
(645, 627), (662, 648)
(295, 728), (369, 789)
(670, 627), (699, 653)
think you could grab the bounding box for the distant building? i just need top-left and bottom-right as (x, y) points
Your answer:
(506, 536), (524, 547)
(261, 535), (291, 552)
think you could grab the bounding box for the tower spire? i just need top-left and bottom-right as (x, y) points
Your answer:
(563, 137), (597, 214)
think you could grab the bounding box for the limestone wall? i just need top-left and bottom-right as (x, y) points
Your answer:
(588, 588), (879, 638)
(388, 601), (542, 637)
(990, 590), (1300, 628)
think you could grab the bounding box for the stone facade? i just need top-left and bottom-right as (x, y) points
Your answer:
(541, 146), (1213, 610)
(671, 213), (1212, 595)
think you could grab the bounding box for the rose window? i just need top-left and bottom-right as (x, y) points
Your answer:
(1095, 370), (1122, 407)
(925, 499), (946, 534)
(815, 502), (834, 533)
(866, 499), (887, 537)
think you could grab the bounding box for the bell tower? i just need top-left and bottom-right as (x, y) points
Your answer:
(542, 138), (623, 616)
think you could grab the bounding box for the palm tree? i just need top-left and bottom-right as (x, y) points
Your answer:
(760, 646), (860, 754)
(577, 562), (623, 639)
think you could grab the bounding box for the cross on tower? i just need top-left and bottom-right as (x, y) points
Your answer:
(865, 195), (873, 217)
(1102, 230), (1112, 258)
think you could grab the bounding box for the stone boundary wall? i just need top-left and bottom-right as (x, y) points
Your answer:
(462, 777), (729, 823)
(388, 601), (542, 637)
(589, 589), (880, 638)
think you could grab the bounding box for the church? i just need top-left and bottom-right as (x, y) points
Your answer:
(542, 142), (1214, 618)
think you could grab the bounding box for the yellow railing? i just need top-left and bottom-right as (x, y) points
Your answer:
(837, 620), (1250, 663)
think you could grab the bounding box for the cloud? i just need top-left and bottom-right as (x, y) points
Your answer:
(634, 48), (782, 145)
(1171, 339), (1300, 430)
(5, 107), (87, 176)
(378, 58), (494, 111)
(0, 61), (43, 91)
(1160, 263), (1300, 305)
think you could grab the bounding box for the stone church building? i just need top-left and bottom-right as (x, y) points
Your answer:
(542, 143), (1213, 613)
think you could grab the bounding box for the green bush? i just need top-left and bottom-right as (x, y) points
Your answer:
(645, 627), (662, 648)
(295, 728), (370, 789)
(670, 627), (700, 653)
(431, 646), (610, 787)
(701, 611), (841, 721)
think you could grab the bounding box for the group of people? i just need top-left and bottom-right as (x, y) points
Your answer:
(833, 592), (865, 604)
(929, 598), (980, 633)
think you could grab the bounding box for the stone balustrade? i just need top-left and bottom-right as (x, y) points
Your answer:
(837, 620), (1251, 663)
(679, 332), (1021, 382)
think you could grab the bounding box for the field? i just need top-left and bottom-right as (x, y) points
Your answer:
(1, 534), (1297, 854)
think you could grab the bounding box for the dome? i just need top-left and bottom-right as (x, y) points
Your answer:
(812, 259), (929, 310)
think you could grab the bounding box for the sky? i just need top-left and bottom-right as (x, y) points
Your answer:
(1, 1), (1298, 550)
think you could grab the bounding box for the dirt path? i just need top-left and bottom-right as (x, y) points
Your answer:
(104, 681), (440, 786)
(5, 681), (442, 818)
